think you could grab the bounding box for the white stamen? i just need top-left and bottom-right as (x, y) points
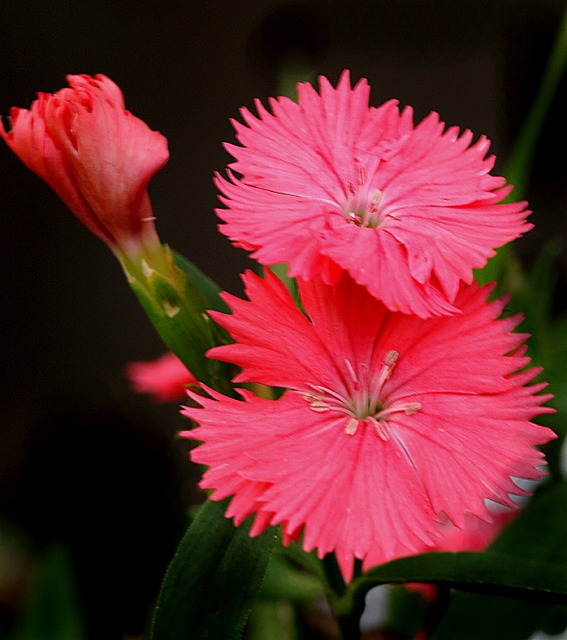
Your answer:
(371, 350), (399, 406)
(368, 416), (389, 441)
(300, 349), (419, 441)
(345, 417), (359, 435)
(309, 401), (330, 413)
(404, 402), (422, 414)
(384, 350), (399, 366)
(307, 383), (348, 405)
(376, 401), (422, 421)
(344, 359), (359, 390)
(302, 391), (331, 412)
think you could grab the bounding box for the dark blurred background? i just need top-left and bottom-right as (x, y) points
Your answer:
(0, 1), (565, 638)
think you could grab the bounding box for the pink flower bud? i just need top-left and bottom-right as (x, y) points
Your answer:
(1, 74), (169, 257)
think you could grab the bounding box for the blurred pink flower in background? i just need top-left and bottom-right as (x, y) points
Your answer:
(126, 352), (197, 403)
(183, 270), (554, 581)
(0, 74), (169, 257)
(216, 71), (531, 318)
(430, 504), (517, 554)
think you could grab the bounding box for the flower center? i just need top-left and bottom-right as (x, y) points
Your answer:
(341, 163), (385, 228)
(344, 188), (383, 228)
(302, 350), (421, 440)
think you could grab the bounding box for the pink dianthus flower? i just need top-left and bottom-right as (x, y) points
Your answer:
(215, 71), (531, 318)
(125, 352), (197, 403)
(182, 270), (555, 582)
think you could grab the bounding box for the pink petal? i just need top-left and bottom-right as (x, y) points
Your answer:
(184, 273), (555, 582)
(216, 71), (531, 317)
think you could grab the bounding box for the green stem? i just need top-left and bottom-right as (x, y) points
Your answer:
(322, 554), (347, 599)
(322, 556), (365, 639)
(334, 593), (367, 640)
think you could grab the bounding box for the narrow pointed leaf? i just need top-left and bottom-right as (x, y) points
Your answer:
(359, 551), (567, 603)
(353, 482), (567, 606)
(428, 481), (567, 639)
(13, 543), (87, 640)
(258, 555), (324, 602)
(151, 498), (277, 640)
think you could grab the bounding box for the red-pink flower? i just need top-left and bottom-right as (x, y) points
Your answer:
(429, 505), (516, 554)
(405, 504), (517, 601)
(125, 352), (197, 403)
(0, 74), (168, 257)
(182, 270), (555, 582)
(215, 71), (531, 318)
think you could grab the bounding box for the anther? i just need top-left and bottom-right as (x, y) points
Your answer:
(375, 401), (422, 421)
(404, 402), (422, 414)
(309, 401), (330, 413)
(373, 349), (399, 400)
(384, 350), (399, 367)
(345, 417), (359, 435)
(346, 212), (363, 225)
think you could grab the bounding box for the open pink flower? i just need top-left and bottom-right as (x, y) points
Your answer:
(182, 270), (555, 582)
(125, 352), (197, 403)
(0, 74), (169, 257)
(215, 71), (531, 318)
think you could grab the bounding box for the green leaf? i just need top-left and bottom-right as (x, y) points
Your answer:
(340, 483), (567, 639)
(259, 554), (324, 603)
(488, 482), (567, 559)
(172, 250), (230, 314)
(150, 498), (277, 640)
(122, 245), (234, 394)
(359, 551), (567, 604)
(247, 602), (298, 640)
(429, 482), (567, 640)
(13, 543), (87, 640)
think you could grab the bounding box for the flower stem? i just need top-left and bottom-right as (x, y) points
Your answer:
(322, 555), (365, 639)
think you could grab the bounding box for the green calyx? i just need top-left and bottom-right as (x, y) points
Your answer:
(118, 241), (232, 394)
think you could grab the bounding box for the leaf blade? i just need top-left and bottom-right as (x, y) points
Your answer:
(151, 498), (277, 640)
